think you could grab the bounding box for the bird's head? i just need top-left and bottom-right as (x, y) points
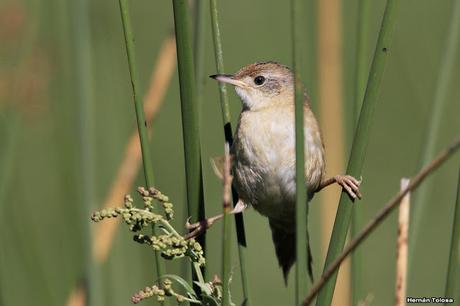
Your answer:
(210, 61), (294, 111)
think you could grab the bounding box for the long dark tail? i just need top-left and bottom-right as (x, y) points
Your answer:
(269, 219), (314, 285)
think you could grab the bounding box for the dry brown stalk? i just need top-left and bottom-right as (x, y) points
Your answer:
(302, 136), (460, 306)
(317, 0), (349, 304)
(395, 178), (410, 306)
(223, 144), (232, 213)
(65, 35), (176, 306)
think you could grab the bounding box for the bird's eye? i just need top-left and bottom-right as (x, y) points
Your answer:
(254, 75), (266, 85)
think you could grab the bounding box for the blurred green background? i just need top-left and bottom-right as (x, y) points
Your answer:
(1, 0), (459, 305)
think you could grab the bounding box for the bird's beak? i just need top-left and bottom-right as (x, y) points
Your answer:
(209, 74), (247, 88)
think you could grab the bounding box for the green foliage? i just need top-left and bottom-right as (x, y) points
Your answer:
(91, 187), (229, 305)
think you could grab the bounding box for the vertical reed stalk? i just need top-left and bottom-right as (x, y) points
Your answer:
(315, 1), (400, 305)
(117, 2), (168, 304)
(395, 179), (410, 306)
(192, 0), (207, 279)
(352, 0), (371, 127)
(222, 145), (232, 306)
(171, 0), (204, 225)
(351, 1), (370, 305)
(317, 0), (349, 304)
(171, 0), (206, 296)
(209, 1), (252, 304)
(193, 0), (206, 98)
(292, 0), (309, 303)
(409, 0), (460, 278)
(71, 0), (98, 304)
(444, 168), (460, 302)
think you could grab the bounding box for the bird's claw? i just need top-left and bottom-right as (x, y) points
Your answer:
(184, 215), (221, 240)
(336, 175), (363, 200)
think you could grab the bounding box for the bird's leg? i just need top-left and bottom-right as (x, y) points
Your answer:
(316, 175), (363, 199)
(184, 200), (247, 240)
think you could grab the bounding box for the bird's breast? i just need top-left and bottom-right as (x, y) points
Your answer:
(231, 107), (325, 221)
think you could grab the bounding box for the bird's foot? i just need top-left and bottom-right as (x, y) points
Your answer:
(335, 175), (362, 199)
(184, 200), (246, 240)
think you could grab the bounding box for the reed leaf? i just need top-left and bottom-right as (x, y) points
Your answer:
(209, 1), (252, 304)
(292, 0), (309, 303)
(351, 1), (371, 305)
(117, 1), (168, 302)
(444, 167), (460, 302)
(315, 1), (400, 305)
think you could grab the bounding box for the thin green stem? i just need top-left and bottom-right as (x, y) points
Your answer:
(409, 0), (460, 280)
(292, 0), (309, 303)
(444, 167), (460, 303)
(117, 1), (168, 303)
(315, 1), (400, 306)
(209, 0), (231, 125)
(351, 1), (370, 305)
(193, 262), (205, 285)
(209, 1), (251, 304)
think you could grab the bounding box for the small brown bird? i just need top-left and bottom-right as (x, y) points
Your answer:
(209, 61), (361, 283)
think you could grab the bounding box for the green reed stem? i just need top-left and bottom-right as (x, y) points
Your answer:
(209, 1), (252, 305)
(351, 1), (371, 305)
(193, 0), (206, 99)
(192, 0), (208, 285)
(444, 167), (460, 303)
(409, 0), (460, 281)
(315, 1), (400, 305)
(172, 0), (204, 225)
(352, 0), (371, 127)
(71, 0), (99, 304)
(292, 0), (309, 303)
(172, 0), (206, 297)
(117, 2), (168, 304)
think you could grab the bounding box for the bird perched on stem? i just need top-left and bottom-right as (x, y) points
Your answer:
(191, 61), (361, 283)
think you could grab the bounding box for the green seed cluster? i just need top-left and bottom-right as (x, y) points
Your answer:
(136, 186), (175, 220)
(131, 284), (165, 304)
(91, 186), (210, 304)
(131, 279), (193, 305)
(91, 204), (161, 232)
(91, 186), (205, 266)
